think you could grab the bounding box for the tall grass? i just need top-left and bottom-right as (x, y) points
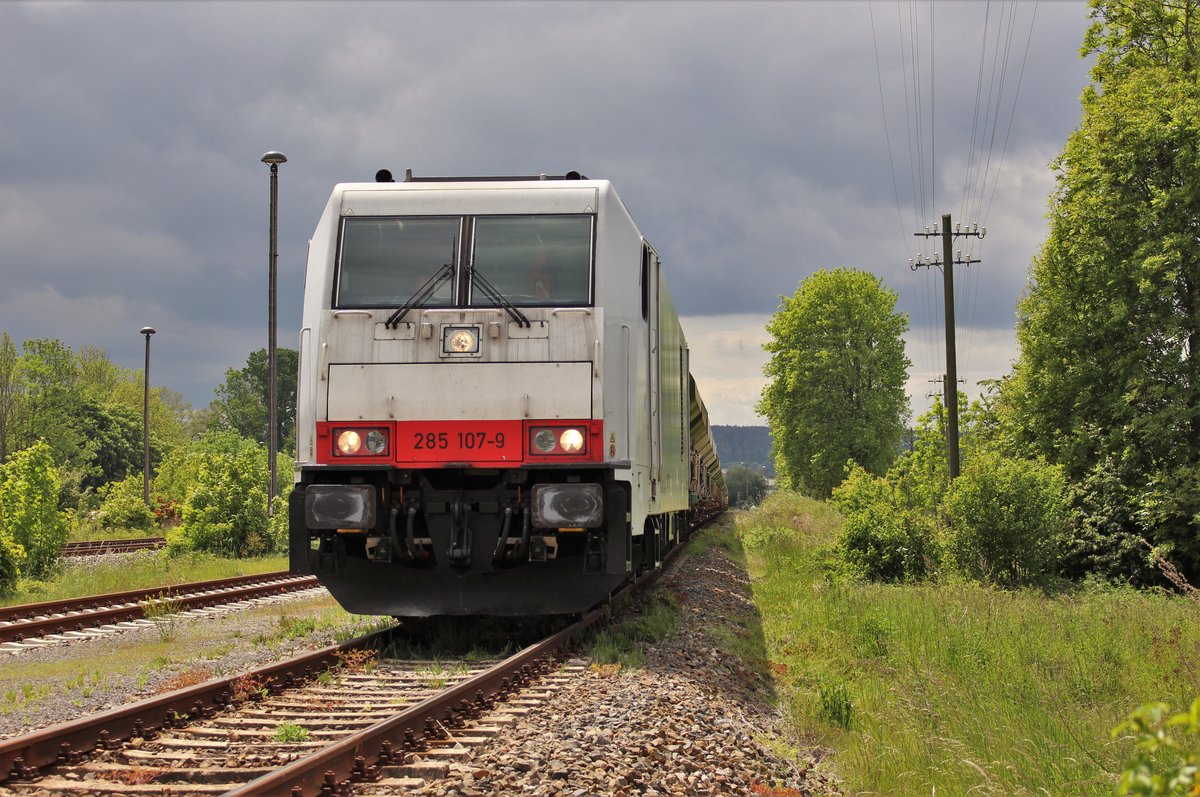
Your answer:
(738, 491), (1200, 796)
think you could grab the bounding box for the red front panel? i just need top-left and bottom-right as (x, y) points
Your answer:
(317, 420), (605, 468)
(393, 420), (525, 466)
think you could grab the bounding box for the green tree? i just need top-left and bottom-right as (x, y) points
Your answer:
(0, 441), (67, 577)
(166, 432), (279, 557)
(758, 268), (910, 496)
(208, 348), (299, 452)
(725, 465), (769, 507)
(1003, 0), (1200, 580)
(0, 332), (22, 462)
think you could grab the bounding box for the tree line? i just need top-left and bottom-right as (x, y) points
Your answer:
(0, 333), (298, 593)
(758, 0), (1200, 589)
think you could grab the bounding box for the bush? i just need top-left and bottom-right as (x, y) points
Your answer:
(941, 452), (1069, 587)
(95, 474), (155, 530)
(0, 534), (23, 597)
(166, 432), (278, 557)
(1113, 698), (1199, 795)
(0, 441), (69, 577)
(832, 464), (935, 581)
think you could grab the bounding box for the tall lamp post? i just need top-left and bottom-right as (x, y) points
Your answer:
(140, 326), (156, 505)
(261, 151), (287, 513)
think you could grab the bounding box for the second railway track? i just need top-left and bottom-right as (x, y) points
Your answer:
(0, 572), (320, 647)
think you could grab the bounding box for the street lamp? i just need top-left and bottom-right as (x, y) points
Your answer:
(261, 150), (287, 513)
(140, 326), (156, 505)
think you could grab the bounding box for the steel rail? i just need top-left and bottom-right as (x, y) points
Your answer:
(0, 573), (318, 643)
(60, 537), (166, 557)
(227, 521), (707, 797)
(0, 627), (391, 784)
(0, 571), (303, 625)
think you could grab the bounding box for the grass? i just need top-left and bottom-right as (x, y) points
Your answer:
(1, 551), (287, 608)
(735, 491), (1200, 796)
(586, 591), (682, 669)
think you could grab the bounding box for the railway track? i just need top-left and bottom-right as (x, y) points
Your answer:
(60, 537), (166, 557)
(0, 616), (596, 795)
(0, 515), (724, 794)
(0, 571), (320, 647)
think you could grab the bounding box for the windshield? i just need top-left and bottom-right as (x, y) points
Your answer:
(470, 215), (593, 307)
(335, 217), (459, 308)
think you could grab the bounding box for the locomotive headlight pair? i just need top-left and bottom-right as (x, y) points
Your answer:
(335, 428), (388, 457)
(529, 426), (586, 456)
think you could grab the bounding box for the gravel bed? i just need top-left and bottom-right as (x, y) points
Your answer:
(419, 535), (841, 796)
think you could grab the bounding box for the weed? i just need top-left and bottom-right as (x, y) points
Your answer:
(140, 592), (184, 642)
(231, 674), (271, 703)
(817, 680), (854, 730)
(335, 648), (378, 674)
(156, 667), (211, 693)
(274, 722), (309, 743)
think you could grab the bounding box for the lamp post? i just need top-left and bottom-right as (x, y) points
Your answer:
(261, 151), (287, 513)
(140, 326), (156, 505)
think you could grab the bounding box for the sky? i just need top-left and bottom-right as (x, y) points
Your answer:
(0, 1), (1094, 427)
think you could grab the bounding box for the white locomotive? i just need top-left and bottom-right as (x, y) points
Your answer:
(288, 170), (725, 616)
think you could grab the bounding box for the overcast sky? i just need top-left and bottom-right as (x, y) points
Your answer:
(0, 1), (1093, 426)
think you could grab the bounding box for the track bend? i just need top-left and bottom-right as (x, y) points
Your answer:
(0, 572), (320, 649)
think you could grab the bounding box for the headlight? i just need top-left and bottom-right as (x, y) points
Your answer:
(335, 428), (389, 457)
(533, 429), (558, 453)
(337, 430), (362, 455)
(528, 426), (588, 456)
(559, 428), (584, 453)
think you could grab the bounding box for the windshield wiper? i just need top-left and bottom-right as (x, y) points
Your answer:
(385, 260), (455, 329)
(468, 265), (531, 328)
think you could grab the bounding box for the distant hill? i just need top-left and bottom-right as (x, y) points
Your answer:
(712, 425), (774, 477)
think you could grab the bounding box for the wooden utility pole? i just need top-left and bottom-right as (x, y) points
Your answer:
(911, 213), (983, 479)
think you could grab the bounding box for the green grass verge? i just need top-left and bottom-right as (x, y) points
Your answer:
(738, 491), (1200, 796)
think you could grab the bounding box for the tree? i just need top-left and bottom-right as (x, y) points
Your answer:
(165, 432), (279, 557)
(725, 465), (769, 507)
(0, 441), (67, 577)
(0, 332), (21, 461)
(208, 348), (298, 452)
(1002, 0), (1200, 581)
(757, 268), (911, 496)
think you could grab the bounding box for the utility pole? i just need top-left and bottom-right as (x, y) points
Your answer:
(911, 212), (984, 479)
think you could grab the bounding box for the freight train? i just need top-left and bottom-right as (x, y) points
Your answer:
(288, 170), (725, 616)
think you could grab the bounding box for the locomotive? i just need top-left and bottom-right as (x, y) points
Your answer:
(288, 170), (725, 616)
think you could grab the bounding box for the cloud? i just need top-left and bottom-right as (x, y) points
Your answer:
(0, 0), (1093, 424)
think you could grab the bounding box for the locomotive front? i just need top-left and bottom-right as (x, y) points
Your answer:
(288, 174), (655, 616)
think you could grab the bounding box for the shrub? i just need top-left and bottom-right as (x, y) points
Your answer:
(0, 441), (68, 577)
(941, 451), (1069, 587)
(831, 464), (934, 581)
(0, 534), (23, 597)
(167, 432), (276, 557)
(1113, 698), (1199, 795)
(95, 474), (155, 530)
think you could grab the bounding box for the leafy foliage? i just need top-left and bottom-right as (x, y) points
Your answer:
(758, 268), (910, 497)
(0, 441), (67, 577)
(831, 464), (933, 582)
(95, 474), (156, 531)
(1000, 0), (1200, 581)
(725, 465), (769, 507)
(166, 432), (281, 557)
(1114, 698), (1200, 796)
(941, 452), (1070, 588)
(208, 348), (298, 451)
